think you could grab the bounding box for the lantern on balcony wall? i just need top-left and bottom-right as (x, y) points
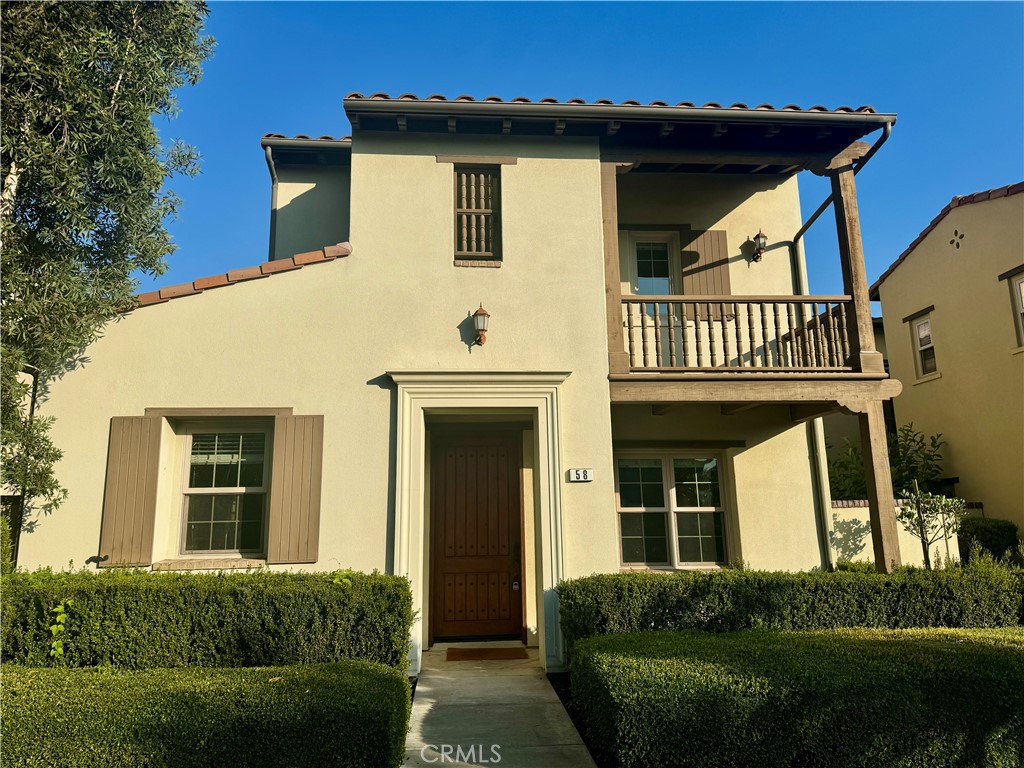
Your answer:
(473, 304), (491, 345)
(752, 230), (768, 262)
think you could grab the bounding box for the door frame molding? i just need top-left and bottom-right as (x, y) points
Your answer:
(387, 371), (570, 674)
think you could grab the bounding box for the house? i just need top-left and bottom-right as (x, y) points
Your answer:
(17, 92), (906, 672)
(870, 183), (1024, 531)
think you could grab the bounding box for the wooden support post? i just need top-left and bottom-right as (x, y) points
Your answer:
(857, 400), (902, 572)
(815, 143), (885, 374)
(602, 162), (630, 374)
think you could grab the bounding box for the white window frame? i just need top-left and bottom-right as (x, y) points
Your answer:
(614, 450), (729, 570)
(177, 420), (273, 557)
(912, 316), (938, 378)
(623, 231), (682, 298)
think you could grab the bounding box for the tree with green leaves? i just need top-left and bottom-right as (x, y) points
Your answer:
(1, 2), (214, 528)
(895, 488), (968, 570)
(827, 423), (946, 500)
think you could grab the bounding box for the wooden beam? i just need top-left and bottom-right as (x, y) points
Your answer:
(396, 115), (407, 132)
(608, 377), (902, 404)
(651, 405), (673, 416)
(708, 163), (725, 173)
(859, 400), (902, 572)
(607, 120), (621, 136)
(659, 122), (674, 138)
(501, 118), (512, 135)
(789, 403), (837, 423)
(828, 161), (886, 373)
(749, 164), (770, 174)
(602, 148), (833, 167)
(350, 114), (360, 131)
(554, 119), (566, 136)
(602, 163), (630, 375)
(447, 117), (457, 133)
(712, 123), (728, 138)
(720, 403), (761, 416)
(764, 124), (780, 139)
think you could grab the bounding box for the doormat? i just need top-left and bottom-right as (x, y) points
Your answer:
(446, 647), (529, 661)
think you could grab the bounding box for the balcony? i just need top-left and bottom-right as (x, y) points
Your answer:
(621, 295), (853, 373)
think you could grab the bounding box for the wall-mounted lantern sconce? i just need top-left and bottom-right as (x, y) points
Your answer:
(751, 230), (768, 262)
(473, 304), (491, 345)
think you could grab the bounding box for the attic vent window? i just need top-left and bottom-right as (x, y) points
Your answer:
(455, 166), (501, 262)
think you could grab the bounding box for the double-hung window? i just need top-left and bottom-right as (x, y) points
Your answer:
(182, 429), (270, 555)
(913, 317), (938, 376)
(616, 454), (728, 568)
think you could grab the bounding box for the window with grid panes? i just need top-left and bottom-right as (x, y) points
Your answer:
(454, 165), (501, 260)
(913, 317), (937, 376)
(616, 455), (727, 567)
(183, 431), (269, 554)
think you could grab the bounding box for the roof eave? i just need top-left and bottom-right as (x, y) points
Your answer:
(343, 98), (897, 128)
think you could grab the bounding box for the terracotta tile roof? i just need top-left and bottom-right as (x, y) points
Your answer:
(130, 243), (353, 311)
(262, 133), (352, 142)
(344, 91), (881, 115)
(869, 181), (1024, 297)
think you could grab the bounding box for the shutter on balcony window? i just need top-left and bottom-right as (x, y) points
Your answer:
(681, 229), (731, 319)
(267, 415), (324, 564)
(99, 416), (162, 567)
(454, 166), (501, 260)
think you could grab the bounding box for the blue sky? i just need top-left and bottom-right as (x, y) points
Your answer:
(144, 1), (1024, 295)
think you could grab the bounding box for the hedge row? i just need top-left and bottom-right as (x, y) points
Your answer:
(558, 563), (1024, 651)
(570, 628), (1024, 768)
(1, 569), (413, 669)
(960, 517), (1021, 562)
(1, 661), (411, 768)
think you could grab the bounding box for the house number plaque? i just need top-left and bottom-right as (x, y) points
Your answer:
(567, 468), (593, 482)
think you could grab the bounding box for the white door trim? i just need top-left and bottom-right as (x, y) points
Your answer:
(387, 371), (571, 673)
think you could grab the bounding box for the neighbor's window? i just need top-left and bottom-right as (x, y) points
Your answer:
(454, 165), (501, 261)
(913, 317), (937, 376)
(183, 431), (269, 554)
(616, 454), (727, 567)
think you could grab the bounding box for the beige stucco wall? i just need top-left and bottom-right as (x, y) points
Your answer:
(877, 194), (1024, 529)
(272, 164), (350, 260)
(617, 172), (805, 296)
(20, 129), (838, 666)
(831, 505), (957, 568)
(611, 404), (826, 571)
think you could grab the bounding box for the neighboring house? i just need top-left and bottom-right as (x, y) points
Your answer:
(871, 183), (1024, 531)
(17, 92), (905, 672)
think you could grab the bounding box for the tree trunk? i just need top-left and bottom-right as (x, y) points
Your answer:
(1, 159), (20, 226)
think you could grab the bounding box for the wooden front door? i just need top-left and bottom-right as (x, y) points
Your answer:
(431, 432), (523, 641)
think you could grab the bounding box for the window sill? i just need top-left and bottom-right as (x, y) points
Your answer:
(153, 557), (266, 571)
(453, 259), (502, 268)
(619, 563), (725, 573)
(1012, 345), (1024, 355)
(913, 372), (942, 386)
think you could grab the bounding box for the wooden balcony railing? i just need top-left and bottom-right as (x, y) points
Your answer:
(622, 295), (854, 372)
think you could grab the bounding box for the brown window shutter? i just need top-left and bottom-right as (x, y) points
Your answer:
(267, 415), (324, 564)
(681, 229), (731, 319)
(99, 416), (162, 567)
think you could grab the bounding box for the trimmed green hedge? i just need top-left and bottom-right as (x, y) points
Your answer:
(570, 628), (1024, 768)
(1, 569), (413, 669)
(1, 661), (411, 768)
(960, 517), (1020, 562)
(558, 564), (1024, 652)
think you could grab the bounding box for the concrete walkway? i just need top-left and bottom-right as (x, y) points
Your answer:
(404, 647), (596, 768)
